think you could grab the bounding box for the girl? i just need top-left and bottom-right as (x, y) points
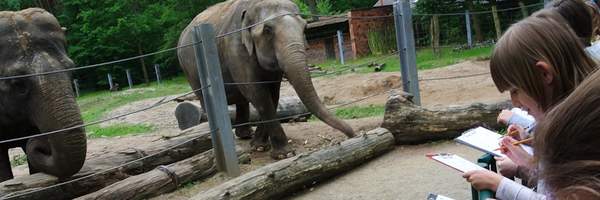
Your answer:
(534, 68), (600, 200)
(463, 14), (597, 200)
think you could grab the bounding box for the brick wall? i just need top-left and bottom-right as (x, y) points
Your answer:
(306, 32), (353, 64)
(348, 6), (394, 57)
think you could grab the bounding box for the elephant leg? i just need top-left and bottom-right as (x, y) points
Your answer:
(0, 147), (14, 182)
(265, 83), (295, 159)
(254, 82), (281, 151)
(234, 103), (253, 139)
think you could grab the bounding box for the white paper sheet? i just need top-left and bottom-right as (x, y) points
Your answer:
(454, 127), (505, 157)
(428, 153), (485, 173)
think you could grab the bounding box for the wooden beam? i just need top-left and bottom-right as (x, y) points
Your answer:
(189, 128), (395, 200)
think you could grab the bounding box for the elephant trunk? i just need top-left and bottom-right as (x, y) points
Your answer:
(276, 37), (355, 138)
(27, 53), (86, 178)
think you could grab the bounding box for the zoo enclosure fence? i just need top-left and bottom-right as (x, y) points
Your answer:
(0, 1), (542, 198)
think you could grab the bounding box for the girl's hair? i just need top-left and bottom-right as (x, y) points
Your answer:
(534, 69), (600, 199)
(543, 0), (595, 46)
(490, 16), (596, 111)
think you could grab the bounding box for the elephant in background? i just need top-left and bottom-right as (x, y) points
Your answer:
(0, 8), (87, 181)
(178, 0), (355, 159)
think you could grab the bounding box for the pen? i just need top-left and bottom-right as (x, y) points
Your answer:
(494, 137), (534, 151)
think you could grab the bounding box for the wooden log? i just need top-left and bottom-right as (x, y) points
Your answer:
(190, 128), (395, 200)
(175, 96), (312, 130)
(0, 124), (214, 200)
(76, 147), (250, 200)
(381, 92), (511, 145)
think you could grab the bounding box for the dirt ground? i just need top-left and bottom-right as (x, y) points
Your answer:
(9, 60), (509, 199)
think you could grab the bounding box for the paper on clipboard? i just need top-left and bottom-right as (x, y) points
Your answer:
(427, 153), (485, 173)
(454, 126), (506, 157)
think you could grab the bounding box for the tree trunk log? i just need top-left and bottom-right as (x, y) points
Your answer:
(0, 124), (213, 200)
(381, 93), (511, 145)
(190, 128), (395, 200)
(175, 96), (312, 130)
(76, 147), (250, 200)
(430, 15), (441, 57)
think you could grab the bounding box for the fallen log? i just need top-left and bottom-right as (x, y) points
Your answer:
(175, 96), (312, 130)
(381, 92), (511, 144)
(76, 147), (250, 200)
(0, 124), (213, 200)
(190, 128), (395, 200)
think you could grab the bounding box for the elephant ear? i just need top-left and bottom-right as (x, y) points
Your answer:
(241, 10), (264, 56)
(241, 11), (254, 56)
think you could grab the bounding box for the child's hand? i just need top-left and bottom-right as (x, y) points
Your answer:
(506, 125), (527, 141)
(495, 156), (517, 177)
(497, 110), (513, 125)
(500, 137), (533, 168)
(463, 170), (502, 191)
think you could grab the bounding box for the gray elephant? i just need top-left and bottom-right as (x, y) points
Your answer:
(178, 0), (355, 159)
(0, 8), (86, 181)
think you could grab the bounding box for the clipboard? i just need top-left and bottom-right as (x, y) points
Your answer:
(454, 126), (506, 157)
(427, 153), (485, 173)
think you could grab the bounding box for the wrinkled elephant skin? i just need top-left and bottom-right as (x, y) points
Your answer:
(0, 8), (87, 181)
(177, 0), (355, 159)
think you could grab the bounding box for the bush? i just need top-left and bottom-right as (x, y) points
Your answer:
(367, 26), (397, 55)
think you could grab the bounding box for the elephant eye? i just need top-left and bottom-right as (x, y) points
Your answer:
(11, 79), (30, 96)
(263, 25), (273, 35)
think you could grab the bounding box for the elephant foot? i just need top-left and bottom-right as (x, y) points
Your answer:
(251, 138), (271, 152)
(270, 146), (296, 160)
(235, 127), (253, 139)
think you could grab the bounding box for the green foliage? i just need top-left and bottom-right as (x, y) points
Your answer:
(292, 0), (311, 16)
(87, 123), (155, 138)
(56, 0), (224, 90)
(316, 0), (334, 15)
(367, 26), (397, 56)
(10, 154), (27, 167)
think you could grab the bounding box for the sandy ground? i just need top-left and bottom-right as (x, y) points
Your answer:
(8, 60), (509, 199)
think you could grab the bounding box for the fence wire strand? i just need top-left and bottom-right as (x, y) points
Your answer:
(4, 128), (217, 199)
(0, 41), (201, 81)
(0, 85), (210, 144)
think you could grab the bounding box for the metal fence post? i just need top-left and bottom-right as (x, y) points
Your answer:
(192, 24), (240, 177)
(154, 64), (161, 85)
(73, 79), (80, 97)
(393, 0), (421, 105)
(126, 69), (133, 89)
(107, 73), (114, 90)
(337, 30), (345, 65)
(465, 10), (473, 48)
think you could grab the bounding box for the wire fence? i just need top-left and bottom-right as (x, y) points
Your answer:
(0, 3), (531, 197)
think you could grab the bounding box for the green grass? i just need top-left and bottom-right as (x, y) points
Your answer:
(310, 105), (386, 121)
(77, 77), (190, 138)
(86, 123), (155, 138)
(312, 45), (493, 74)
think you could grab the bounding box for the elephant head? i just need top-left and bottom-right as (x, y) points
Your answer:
(240, 0), (355, 137)
(0, 8), (86, 179)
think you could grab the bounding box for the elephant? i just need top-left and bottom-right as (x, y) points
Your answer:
(177, 0), (355, 159)
(0, 8), (87, 181)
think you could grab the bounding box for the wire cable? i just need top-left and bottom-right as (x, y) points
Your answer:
(0, 85), (210, 144)
(0, 42), (201, 81)
(3, 128), (217, 199)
